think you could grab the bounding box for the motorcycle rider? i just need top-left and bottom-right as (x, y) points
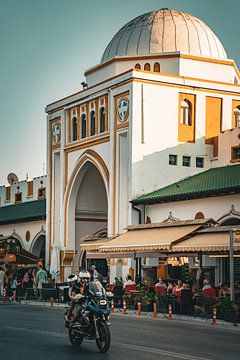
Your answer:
(65, 270), (91, 327)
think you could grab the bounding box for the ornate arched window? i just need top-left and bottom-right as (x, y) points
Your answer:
(144, 63), (151, 71)
(180, 99), (192, 125)
(99, 107), (105, 133)
(90, 110), (95, 136)
(153, 62), (160, 72)
(72, 117), (78, 141)
(234, 106), (240, 127)
(81, 114), (86, 138)
(135, 63), (141, 69)
(195, 212), (205, 220)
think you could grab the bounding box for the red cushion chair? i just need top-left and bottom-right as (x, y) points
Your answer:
(203, 288), (216, 297)
(108, 284), (114, 292)
(155, 285), (166, 294)
(125, 284), (137, 292)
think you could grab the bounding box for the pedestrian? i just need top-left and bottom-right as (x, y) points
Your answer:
(21, 269), (32, 300)
(9, 274), (19, 303)
(218, 282), (230, 298)
(123, 275), (136, 289)
(36, 264), (48, 300)
(0, 266), (6, 297)
(202, 279), (212, 291)
(90, 265), (100, 280)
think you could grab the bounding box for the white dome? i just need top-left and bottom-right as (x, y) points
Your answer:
(101, 9), (227, 63)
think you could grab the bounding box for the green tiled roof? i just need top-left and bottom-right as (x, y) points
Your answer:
(132, 165), (240, 205)
(0, 199), (46, 224)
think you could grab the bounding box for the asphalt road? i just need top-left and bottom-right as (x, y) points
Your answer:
(0, 304), (239, 360)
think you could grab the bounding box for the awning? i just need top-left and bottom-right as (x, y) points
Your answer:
(86, 251), (134, 259)
(80, 238), (111, 251)
(171, 232), (240, 252)
(100, 224), (203, 253)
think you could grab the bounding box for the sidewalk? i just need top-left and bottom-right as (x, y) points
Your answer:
(1, 298), (239, 329)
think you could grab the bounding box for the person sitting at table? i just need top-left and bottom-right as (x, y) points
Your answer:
(173, 280), (183, 295)
(218, 282), (230, 298)
(167, 280), (174, 294)
(123, 275), (136, 289)
(155, 278), (167, 288)
(202, 279), (212, 291)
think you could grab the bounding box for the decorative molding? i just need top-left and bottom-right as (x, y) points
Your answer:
(162, 212), (180, 222)
(217, 205), (240, 224)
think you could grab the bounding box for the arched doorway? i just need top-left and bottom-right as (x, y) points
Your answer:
(31, 234), (46, 260)
(72, 162), (108, 273)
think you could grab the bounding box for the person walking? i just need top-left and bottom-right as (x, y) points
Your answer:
(0, 266), (6, 297)
(9, 274), (19, 303)
(36, 264), (48, 300)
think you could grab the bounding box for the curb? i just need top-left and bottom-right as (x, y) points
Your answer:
(3, 300), (238, 329)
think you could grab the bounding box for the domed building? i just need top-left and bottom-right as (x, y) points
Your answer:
(46, 9), (240, 285)
(101, 9), (227, 62)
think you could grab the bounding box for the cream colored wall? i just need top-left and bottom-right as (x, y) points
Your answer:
(145, 194), (240, 223)
(0, 176), (47, 207)
(131, 81), (213, 198)
(179, 57), (237, 83)
(130, 69), (240, 198)
(86, 56), (180, 87)
(0, 220), (45, 252)
(67, 142), (110, 181)
(214, 127), (240, 166)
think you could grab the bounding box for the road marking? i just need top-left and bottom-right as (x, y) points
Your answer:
(114, 342), (213, 360)
(3, 326), (66, 339)
(3, 326), (213, 360)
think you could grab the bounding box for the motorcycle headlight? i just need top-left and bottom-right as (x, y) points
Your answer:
(99, 299), (107, 306)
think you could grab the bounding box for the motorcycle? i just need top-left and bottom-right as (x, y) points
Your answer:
(66, 280), (113, 353)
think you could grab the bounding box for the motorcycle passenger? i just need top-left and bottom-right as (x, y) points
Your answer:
(68, 270), (91, 326)
(64, 274), (80, 325)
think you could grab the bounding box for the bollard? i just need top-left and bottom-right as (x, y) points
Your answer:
(123, 299), (127, 314)
(211, 305), (217, 325)
(153, 303), (157, 319)
(111, 299), (114, 313)
(50, 297), (54, 307)
(3, 288), (6, 304)
(168, 303), (172, 320)
(137, 302), (141, 316)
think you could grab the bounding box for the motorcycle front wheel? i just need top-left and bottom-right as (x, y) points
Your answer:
(68, 327), (84, 347)
(96, 320), (111, 353)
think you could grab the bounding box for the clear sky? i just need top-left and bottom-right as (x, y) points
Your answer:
(1, 0), (240, 185)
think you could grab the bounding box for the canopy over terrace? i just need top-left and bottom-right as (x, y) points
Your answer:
(0, 235), (40, 265)
(81, 219), (215, 258)
(171, 226), (240, 254)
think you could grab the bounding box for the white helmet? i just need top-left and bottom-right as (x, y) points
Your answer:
(79, 270), (91, 282)
(67, 274), (78, 283)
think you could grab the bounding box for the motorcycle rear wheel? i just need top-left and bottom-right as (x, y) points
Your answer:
(96, 320), (111, 353)
(68, 328), (84, 347)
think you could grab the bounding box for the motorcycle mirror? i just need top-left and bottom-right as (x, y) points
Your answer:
(106, 291), (114, 299)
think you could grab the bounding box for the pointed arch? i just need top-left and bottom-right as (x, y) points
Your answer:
(64, 150), (109, 249)
(29, 228), (46, 254)
(11, 232), (25, 249)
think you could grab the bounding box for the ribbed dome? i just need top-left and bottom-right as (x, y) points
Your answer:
(101, 9), (227, 63)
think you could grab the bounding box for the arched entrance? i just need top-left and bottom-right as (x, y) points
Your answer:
(71, 162), (108, 273)
(31, 234), (46, 260)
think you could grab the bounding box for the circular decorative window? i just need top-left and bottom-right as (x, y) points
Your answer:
(117, 97), (129, 123)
